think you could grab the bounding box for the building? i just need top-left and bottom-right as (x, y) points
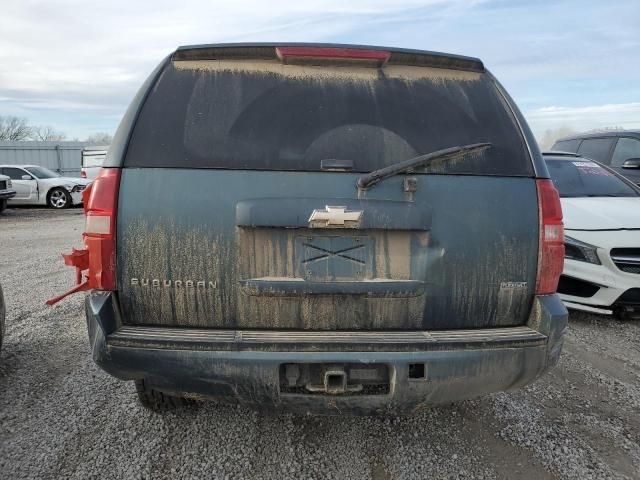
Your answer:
(0, 141), (92, 177)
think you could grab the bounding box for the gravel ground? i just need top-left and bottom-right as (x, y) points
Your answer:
(0, 207), (638, 479)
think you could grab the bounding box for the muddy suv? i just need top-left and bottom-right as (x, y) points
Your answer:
(51, 43), (567, 414)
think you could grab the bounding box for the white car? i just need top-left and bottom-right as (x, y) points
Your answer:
(545, 152), (640, 319)
(0, 165), (91, 209)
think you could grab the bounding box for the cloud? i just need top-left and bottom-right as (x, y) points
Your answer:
(0, 0), (638, 139)
(0, 0), (470, 137)
(525, 102), (640, 136)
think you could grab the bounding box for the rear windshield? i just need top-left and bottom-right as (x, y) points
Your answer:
(125, 60), (532, 175)
(24, 166), (59, 179)
(546, 159), (638, 197)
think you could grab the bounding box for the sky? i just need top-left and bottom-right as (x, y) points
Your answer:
(1, 0), (639, 142)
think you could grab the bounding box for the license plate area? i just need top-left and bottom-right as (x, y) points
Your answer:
(295, 235), (372, 281)
(279, 363), (390, 396)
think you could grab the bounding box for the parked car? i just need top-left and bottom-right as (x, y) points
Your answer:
(0, 165), (90, 209)
(552, 130), (640, 186)
(0, 173), (17, 213)
(544, 152), (640, 319)
(81, 146), (108, 180)
(49, 43), (567, 414)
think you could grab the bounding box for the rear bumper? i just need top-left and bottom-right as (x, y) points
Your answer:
(86, 293), (567, 415)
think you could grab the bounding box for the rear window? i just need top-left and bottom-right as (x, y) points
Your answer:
(24, 166), (60, 179)
(125, 59), (533, 175)
(546, 159), (638, 197)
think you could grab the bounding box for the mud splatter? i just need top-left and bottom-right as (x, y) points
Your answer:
(173, 60), (481, 84)
(120, 220), (429, 330)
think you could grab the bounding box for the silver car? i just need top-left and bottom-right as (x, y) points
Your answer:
(0, 165), (90, 209)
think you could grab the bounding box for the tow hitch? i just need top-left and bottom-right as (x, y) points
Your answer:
(46, 248), (92, 305)
(305, 366), (363, 395)
(280, 363), (389, 396)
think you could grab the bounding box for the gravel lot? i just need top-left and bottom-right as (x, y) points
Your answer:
(0, 207), (639, 479)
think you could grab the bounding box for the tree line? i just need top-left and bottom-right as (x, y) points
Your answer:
(0, 115), (112, 144)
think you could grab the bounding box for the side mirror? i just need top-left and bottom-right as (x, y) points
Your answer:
(622, 158), (640, 169)
(21, 174), (33, 180)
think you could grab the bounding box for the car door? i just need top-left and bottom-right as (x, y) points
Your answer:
(1, 167), (38, 203)
(610, 137), (640, 185)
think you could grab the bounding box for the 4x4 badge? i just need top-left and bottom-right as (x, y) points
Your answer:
(309, 206), (363, 228)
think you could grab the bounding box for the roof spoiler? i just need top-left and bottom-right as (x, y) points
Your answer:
(172, 43), (485, 73)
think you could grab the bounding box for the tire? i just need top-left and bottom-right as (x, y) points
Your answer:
(0, 199), (6, 213)
(135, 379), (193, 411)
(47, 188), (71, 209)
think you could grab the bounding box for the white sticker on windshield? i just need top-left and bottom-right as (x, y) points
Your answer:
(572, 161), (612, 176)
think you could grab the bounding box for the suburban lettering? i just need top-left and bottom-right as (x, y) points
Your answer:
(128, 278), (217, 289)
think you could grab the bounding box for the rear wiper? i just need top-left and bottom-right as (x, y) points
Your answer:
(356, 143), (492, 190)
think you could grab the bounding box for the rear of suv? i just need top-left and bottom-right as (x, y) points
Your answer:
(51, 43), (567, 414)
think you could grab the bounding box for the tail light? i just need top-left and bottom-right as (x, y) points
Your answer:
(535, 179), (564, 294)
(83, 168), (121, 290)
(80, 169), (87, 178)
(46, 168), (120, 305)
(276, 47), (390, 66)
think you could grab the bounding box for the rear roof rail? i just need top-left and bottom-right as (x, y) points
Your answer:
(173, 43), (485, 73)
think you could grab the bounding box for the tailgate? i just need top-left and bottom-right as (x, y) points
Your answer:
(117, 170), (538, 330)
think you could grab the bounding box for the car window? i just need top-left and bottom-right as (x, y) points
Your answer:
(24, 166), (60, 179)
(577, 138), (614, 163)
(551, 139), (580, 152)
(1, 167), (29, 180)
(125, 61), (533, 176)
(611, 137), (640, 167)
(546, 159), (638, 197)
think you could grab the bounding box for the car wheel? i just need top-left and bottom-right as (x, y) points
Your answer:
(0, 199), (6, 214)
(47, 188), (71, 209)
(135, 379), (194, 411)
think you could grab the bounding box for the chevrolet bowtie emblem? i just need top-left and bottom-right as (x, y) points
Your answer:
(308, 206), (363, 228)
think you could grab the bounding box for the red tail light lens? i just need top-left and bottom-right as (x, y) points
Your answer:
(80, 169), (87, 178)
(276, 47), (390, 66)
(83, 168), (121, 290)
(536, 179), (564, 294)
